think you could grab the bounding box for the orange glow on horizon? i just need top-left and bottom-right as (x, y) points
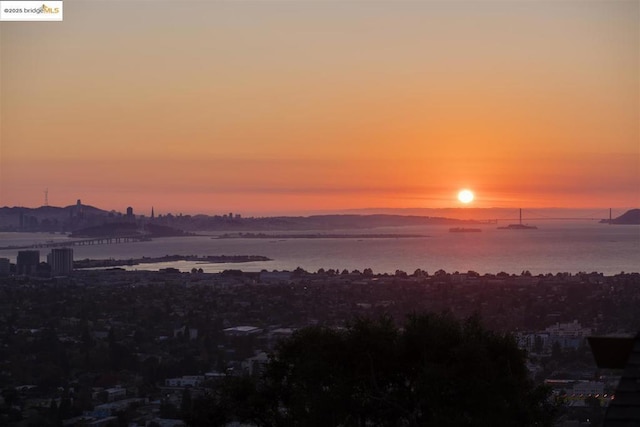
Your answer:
(0, 1), (637, 214)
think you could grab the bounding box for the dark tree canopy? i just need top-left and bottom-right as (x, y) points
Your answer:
(188, 313), (556, 427)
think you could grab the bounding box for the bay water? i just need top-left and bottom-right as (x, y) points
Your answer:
(1, 221), (638, 275)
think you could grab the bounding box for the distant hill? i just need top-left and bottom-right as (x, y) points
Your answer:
(0, 203), (108, 216)
(0, 203), (108, 222)
(177, 214), (477, 231)
(608, 209), (640, 225)
(0, 204), (478, 232)
(0, 203), (111, 232)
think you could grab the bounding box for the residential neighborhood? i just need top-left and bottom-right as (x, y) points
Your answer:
(1, 268), (639, 425)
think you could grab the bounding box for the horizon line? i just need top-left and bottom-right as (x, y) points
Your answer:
(2, 203), (636, 218)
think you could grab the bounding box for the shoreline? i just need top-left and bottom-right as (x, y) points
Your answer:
(74, 254), (271, 269)
(215, 232), (429, 239)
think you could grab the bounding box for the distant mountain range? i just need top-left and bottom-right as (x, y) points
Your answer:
(0, 203), (112, 232)
(0, 203), (107, 217)
(0, 204), (483, 232)
(1, 204), (638, 232)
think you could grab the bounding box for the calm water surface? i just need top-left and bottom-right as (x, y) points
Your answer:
(1, 221), (638, 275)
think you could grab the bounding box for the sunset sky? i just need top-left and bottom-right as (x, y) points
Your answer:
(1, 0), (638, 215)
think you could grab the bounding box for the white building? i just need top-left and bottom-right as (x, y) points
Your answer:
(545, 320), (592, 350)
(102, 387), (126, 402)
(165, 376), (205, 387)
(223, 326), (262, 337)
(515, 332), (549, 353)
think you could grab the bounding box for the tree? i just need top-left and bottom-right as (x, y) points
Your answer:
(261, 313), (555, 427)
(58, 392), (72, 420)
(186, 313), (556, 427)
(186, 389), (230, 427)
(534, 335), (544, 354)
(262, 325), (353, 426)
(551, 341), (562, 359)
(48, 399), (59, 424)
(583, 395), (605, 426)
(180, 388), (193, 419)
(159, 401), (179, 419)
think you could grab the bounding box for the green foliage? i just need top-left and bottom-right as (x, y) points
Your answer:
(180, 388), (193, 419)
(159, 401), (179, 419)
(187, 313), (556, 427)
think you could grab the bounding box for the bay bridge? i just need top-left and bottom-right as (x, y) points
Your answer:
(0, 235), (152, 251)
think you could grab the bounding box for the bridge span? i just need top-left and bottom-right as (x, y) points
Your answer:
(0, 235), (151, 251)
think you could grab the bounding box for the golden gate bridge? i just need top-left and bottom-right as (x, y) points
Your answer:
(492, 208), (618, 222)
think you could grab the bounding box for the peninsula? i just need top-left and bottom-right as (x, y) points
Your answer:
(73, 254), (271, 269)
(216, 232), (428, 239)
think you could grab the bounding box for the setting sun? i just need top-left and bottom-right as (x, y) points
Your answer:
(0, 1), (637, 214)
(458, 189), (474, 204)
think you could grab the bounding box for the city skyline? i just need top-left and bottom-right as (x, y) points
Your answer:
(1, 0), (638, 215)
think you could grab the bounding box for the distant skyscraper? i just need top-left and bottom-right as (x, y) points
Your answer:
(48, 248), (73, 276)
(75, 199), (84, 218)
(17, 250), (40, 275)
(151, 207), (155, 219)
(0, 258), (10, 276)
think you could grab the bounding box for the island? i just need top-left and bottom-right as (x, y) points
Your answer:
(73, 254), (271, 269)
(215, 232), (428, 239)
